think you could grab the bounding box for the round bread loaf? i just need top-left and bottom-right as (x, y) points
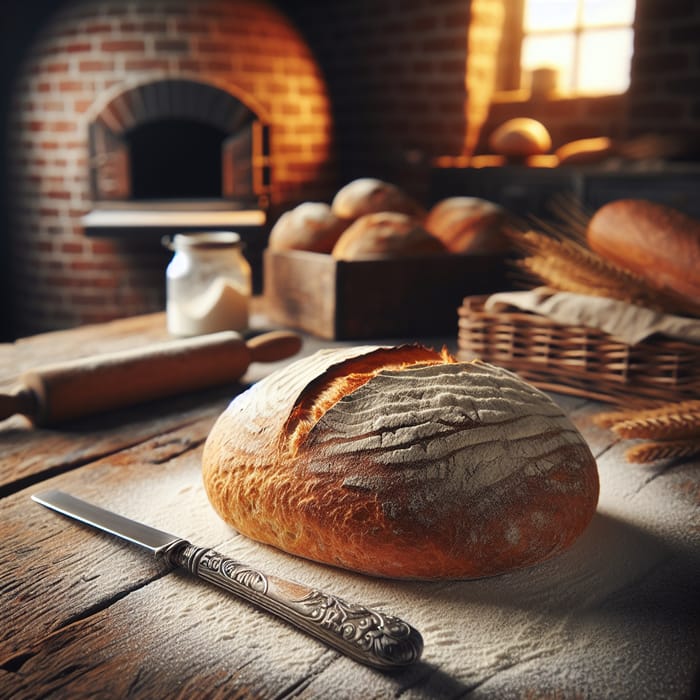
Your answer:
(489, 118), (552, 158)
(268, 202), (349, 254)
(424, 197), (511, 254)
(587, 199), (700, 303)
(331, 178), (425, 220)
(202, 345), (599, 580)
(331, 212), (446, 260)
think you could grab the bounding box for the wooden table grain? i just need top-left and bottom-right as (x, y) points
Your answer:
(1, 312), (698, 699)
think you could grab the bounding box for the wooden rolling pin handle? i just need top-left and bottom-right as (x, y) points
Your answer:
(247, 330), (302, 364)
(0, 387), (39, 423)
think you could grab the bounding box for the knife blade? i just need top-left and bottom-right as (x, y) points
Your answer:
(32, 489), (423, 670)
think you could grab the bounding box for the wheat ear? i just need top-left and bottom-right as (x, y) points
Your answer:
(512, 230), (655, 302)
(595, 400), (700, 440)
(625, 439), (700, 464)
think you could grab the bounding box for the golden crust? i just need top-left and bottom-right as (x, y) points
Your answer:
(424, 197), (511, 254)
(268, 202), (349, 253)
(587, 198), (700, 302)
(202, 346), (599, 580)
(331, 212), (446, 260)
(489, 118), (552, 157)
(331, 178), (425, 220)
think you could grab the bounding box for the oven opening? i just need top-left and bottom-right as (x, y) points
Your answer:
(83, 79), (271, 237)
(128, 119), (226, 200)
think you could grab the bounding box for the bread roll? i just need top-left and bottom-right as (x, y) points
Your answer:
(331, 178), (425, 220)
(555, 136), (614, 166)
(202, 345), (599, 580)
(424, 197), (511, 254)
(587, 199), (700, 303)
(489, 118), (552, 158)
(331, 212), (446, 260)
(268, 202), (349, 253)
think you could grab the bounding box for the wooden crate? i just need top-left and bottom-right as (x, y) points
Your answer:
(264, 249), (509, 339)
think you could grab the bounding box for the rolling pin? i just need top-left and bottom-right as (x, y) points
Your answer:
(0, 330), (302, 426)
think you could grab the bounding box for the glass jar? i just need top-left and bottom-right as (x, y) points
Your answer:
(164, 231), (251, 337)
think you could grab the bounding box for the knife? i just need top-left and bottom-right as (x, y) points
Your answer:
(32, 490), (423, 670)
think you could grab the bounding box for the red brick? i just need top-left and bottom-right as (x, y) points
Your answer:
(120, 21), (167, 33)
(59, 80), (87, 93)
(84, 23), (113, 34)
(49, 121), (77, 133)
(100, 40), (145, 52)
(46, 190), (71, 200)
(65, 42), (92, 53)
(154, 38), (190, 52)
(45, 62), (70, 73)
(124, 59), (170, 71)
(79, 60), (115, 72)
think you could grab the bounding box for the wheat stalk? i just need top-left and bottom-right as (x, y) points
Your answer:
(625, 439), (700, 464)
(544, 194), (592, 238)
(595, 400), (700, 463)
(509, 228), (700, 317)
(611, 406), (700, 441)
(595, 400), (700, 435)
(513, 230), (650, 293)
(519, 256), (639, 302)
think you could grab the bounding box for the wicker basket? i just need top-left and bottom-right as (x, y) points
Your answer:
(457, 296), (700, 405)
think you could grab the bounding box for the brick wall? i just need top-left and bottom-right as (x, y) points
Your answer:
(6, 0), (333, 335)
(279, 0), (503, 196)
(627, 0), (700, 147)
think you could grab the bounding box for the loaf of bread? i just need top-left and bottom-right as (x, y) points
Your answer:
(202, 345), (599, 580)
(555, 136), (614, 166)
(331, 212), (446, 260)
(331, 178), (425, 220)
(268, 202), (349, 254)
(424, 197), (511, 254)
(587, 199), (700, 303)
(489, 118), (552, 158)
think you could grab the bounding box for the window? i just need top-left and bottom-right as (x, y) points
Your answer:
(498, 0), (635, 97)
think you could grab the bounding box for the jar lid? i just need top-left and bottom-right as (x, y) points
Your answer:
(163, 231), (242, 251)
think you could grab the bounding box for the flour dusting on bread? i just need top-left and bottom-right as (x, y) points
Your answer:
(202, 345), (598, 580)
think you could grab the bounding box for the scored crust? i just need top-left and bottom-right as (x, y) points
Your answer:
(331, 178), (425, 220)
(424, 197), (511, 254)
(331, 212), (446, 260)
(202, 345), (599, 580)
(268, 202), (349, 254)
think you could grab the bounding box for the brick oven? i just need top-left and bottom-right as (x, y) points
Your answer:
(86, 77), (270, 205)
(3, 0), (336, 335)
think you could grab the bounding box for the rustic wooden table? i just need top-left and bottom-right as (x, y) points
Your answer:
(1, 312), (698, 699)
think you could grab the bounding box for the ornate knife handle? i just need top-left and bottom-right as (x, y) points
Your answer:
(168, 543), (423, 670)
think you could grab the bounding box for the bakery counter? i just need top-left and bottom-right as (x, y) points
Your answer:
(1, 312), (698, 699)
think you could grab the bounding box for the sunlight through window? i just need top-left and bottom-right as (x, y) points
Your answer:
(517, 0), (635, 96)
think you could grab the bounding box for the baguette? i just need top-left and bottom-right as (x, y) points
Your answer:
(586, 199), (700, 303)
(202, 345), (599, 580)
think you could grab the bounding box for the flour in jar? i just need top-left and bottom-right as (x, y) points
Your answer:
(167, 276), (249, 336)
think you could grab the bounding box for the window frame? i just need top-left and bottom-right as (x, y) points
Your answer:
(496, 0), (635, 98)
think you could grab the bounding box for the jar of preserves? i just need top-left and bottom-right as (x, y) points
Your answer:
(164, 231), (251, 336)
